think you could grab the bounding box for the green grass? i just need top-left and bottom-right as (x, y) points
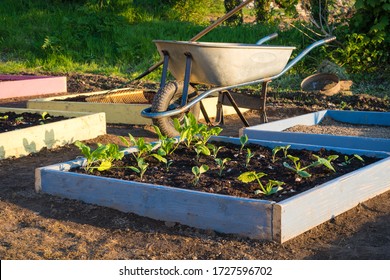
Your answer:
(0, 0), (388, 98)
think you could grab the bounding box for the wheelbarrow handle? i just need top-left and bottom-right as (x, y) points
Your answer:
(256, 33), (278, 45)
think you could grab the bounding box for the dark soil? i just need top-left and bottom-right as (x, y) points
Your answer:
(0, 112), (68, 133)
(1, 73), (390, 260)
(73, 141), (377, 203)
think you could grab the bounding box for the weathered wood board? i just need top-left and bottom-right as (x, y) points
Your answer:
(0, 75), (67, 99)
(27, 90), (248, 125)
(0, 108), (106, 159)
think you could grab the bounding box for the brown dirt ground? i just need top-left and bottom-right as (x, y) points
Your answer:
(0, 73), (389, 260)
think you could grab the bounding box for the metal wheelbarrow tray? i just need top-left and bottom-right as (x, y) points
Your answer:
(142, 36), (336, 137)
(153, 40), (296, 86)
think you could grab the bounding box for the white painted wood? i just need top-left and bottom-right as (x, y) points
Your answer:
(0, 108), (106, 159)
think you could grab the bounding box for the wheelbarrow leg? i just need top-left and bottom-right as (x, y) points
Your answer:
(199, 91), (224, 126)
(159, 51), (170, 90)
(223, 90), (250, 127)
(259, 81), (269, 123)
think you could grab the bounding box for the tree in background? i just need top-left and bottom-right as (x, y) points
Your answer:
(223, 0), (244, 25)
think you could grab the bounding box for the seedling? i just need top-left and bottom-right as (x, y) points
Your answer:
(41, 111), (50, 120)
(237, 171), (284, 196)
(127, 158), (149, 180)
(245, 148), (255, 168)
(272, 145), (291, 163)
(120, 133), (156, 160)
(239, 134), (248, 153)
(341, 154), (365, 166)
(0, 115), (8, 120)
(193, 142), (210, 162)
(173, 113), (202, 148)
(74, 141), (124, 173)
(208, 143), (223, 159)
(312, 154), (339, 172)
(283, 155), (313, 178)
(215, 157), (231, 177)
(192, 164), (209, 186)
(153, 125), (177, 155)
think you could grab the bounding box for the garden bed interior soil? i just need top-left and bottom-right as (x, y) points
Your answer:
(285, 116), (390, 139)
(0, 112), (69, 133)
(72, 140), (378, 203)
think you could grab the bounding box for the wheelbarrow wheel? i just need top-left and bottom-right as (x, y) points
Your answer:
(151, 81), (200, 137)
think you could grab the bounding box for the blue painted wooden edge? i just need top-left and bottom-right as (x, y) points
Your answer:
(242, 110), (390, 152)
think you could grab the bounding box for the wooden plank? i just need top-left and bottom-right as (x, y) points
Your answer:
(243, 110), (327, 132)
(0, 108), (106, 159)
(276, 157), (390, 243)
(241, 110), (390, 152)
(0, 75), (67, 99)
(27, 92), (248, 125)
(327, 110), (390, 126)
(36, 165), (274, 240)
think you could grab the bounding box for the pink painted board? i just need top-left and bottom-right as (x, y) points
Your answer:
(0, 75), (67, 99)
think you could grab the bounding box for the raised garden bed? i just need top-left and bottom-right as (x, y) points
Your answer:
(26, 89), (248, 125)
(0, 74), (67, 99)
(0, 107), (106, 159)
(35, 134), (390, 243)
(242, 110), (390, 152)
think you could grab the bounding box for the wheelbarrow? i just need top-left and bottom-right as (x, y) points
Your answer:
(141, 35), (336, 137)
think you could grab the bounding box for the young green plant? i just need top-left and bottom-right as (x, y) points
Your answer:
(215, 157), (231, 177)
(272, 145), (291, 163)
(192, 164), (209, 186)
(237, 171), (284, 196)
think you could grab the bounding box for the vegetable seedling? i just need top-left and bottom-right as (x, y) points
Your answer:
(215, 157), (231, 177)
(192, 164), (209, 186)
(237, 171), (284, 196)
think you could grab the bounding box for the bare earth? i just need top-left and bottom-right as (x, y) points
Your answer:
(0, 73), (389, 260)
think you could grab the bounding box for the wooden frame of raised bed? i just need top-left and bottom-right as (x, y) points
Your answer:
(26, 89), (248, 125)
(0, 75), (67, 99)
(0, 108), (106, 159)
(35, 136), (390, 243)
(241, 110), (390, 152)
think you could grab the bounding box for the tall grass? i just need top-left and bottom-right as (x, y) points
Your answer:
(3, 0), (385, 99)
(0, 0), (321, 80)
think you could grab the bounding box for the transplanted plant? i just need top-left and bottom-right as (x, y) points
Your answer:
(341, 154), (365, 166)
(127, 157), (149, 180)
(272, 145), (291, 163)
(237, 171), (284, 196)
(191, 164), (209, 186)
(239, 134), (248, 153)
(245, 148), (255, 168)
(74, 141), (124, 173)
(215, 157), (231, 177)
(283, 153), (339, 178)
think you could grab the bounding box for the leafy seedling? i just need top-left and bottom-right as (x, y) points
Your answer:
(239, 134), (248, 153)
(128, 157), (149, 180)
(272, 145), (291, 163)
(283, 155), (312, 178)
(192, 164), (209, 186)
(312, 154), (339, 172)
(237, 171), (284, 196)
(245, 148), (255, 168)
(215, 157), (231, 177)
(341, 154), (365, 166)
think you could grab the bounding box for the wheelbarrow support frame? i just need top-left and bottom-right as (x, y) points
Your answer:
(141, 36), (337, 125)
